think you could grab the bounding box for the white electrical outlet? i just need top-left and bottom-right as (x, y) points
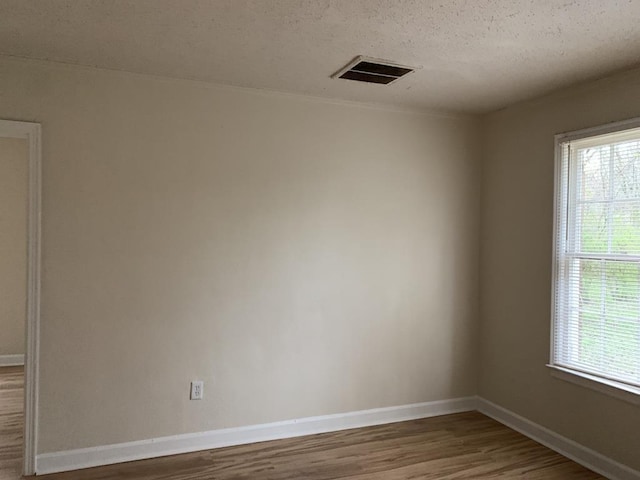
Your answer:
(190, 380), (203, 400)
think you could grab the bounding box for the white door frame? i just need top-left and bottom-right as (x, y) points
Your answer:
(0, 119), (41, 476)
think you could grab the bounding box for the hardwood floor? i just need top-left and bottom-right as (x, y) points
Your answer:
(1, 368), (604, 479)
(0, 367), (23, 480)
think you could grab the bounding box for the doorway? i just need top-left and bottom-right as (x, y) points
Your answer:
(0, 120), (41, 477)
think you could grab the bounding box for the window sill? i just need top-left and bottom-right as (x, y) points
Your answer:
(546, 365), (640, 406)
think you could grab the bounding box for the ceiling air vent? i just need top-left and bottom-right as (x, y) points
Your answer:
(333, 56), (416, 85)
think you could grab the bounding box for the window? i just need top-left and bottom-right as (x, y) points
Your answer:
(552, 120), (640, 396)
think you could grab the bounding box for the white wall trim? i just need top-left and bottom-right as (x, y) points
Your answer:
(36, 396), (476, 475)
(477, 397), (640, 480)
(547, 364), (640, 406)
(34, 396), (640, 478)
(0, 119), (41, 476)
(0, 354), (25, 366)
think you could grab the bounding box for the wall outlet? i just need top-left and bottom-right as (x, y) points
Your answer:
(190, 380), (203, 400)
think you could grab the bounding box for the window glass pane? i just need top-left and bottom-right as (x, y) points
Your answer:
(577, 145), (609, 202)
(574, 258), (640, 384)
(576, 202), (608, 253)
(602, 261), (639, 379)
(611, 201), (640, 254)
(613, 140), (640, 199)
(577, 259), (602, 367)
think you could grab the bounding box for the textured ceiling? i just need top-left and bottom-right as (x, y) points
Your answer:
(1, 0), (640, 113)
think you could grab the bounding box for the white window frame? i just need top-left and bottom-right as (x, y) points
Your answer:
(549, 117), (640, 405)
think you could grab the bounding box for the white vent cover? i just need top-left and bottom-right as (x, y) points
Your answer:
(333, 56), (417, 85)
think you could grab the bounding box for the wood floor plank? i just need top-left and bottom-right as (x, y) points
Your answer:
(0, 368), (605, 479)
(0, 367), (24, 480)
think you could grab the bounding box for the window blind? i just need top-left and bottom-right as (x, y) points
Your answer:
(553, 126), (640, 389)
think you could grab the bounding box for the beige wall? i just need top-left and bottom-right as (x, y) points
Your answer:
(0, 56), (481, 453)
(480, 68), (640, 470)
(0, 137), (28, 357)
(2, 51), (638, 470)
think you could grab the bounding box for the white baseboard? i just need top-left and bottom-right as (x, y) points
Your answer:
(37, 395), (639, 478)
(477, 397), (640, 480)
(36, 396), (476, 475)
(0, 354), (25, 367)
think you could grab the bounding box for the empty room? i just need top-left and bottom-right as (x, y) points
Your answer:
(0, 1), (639, 479)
